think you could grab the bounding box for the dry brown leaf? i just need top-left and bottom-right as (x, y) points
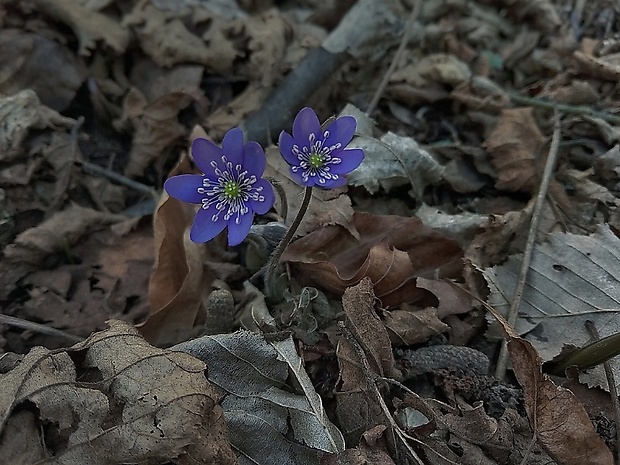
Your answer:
(124, 91), (194, 178)
(383, 305), (449, 346)
(509, 337), (613, 465)
(489, 308), (613, 465)
(282, 212), (463, 308)
(416, 277), (475, 318)
(334, 332), (385, 445)
(140, 184), (206, 346)
(0, 204), (125, 300)
(485, 107), (545, 193)
(204, 82), (271, 139)
(0, 320), (236, 464)
(19, 0), (129, 55)
(334, 279), (396, 444)
(574, 50), (620, 81)
(0, 30), (87, 111)
(342, 278), (400, 379)
(0, 90), (75, 163)
(123, 3), (237, 70)
(242, 9), (290, 86)
(391, 53), (472, 88)
(441, 402), (513, 462)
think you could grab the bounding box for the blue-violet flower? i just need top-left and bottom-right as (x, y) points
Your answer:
(279, 107), (364, 188)
(164, 128), (275, 246)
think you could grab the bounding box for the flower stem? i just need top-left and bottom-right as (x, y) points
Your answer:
(264, 186), (313, 300)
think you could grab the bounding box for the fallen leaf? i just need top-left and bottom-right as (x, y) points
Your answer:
(124, 91), (194, 178)
(383, 305), (449, 346)
(0, 30), (87, 111)
(486, 107), (547, 193)
(509, 336), (613, 465)
(0, 204), (125, 300)
(0, 90), (75, 163)
(347, 132), (444, 198)
(342, 278), (400, 379)
(123, 2), (238, 70)
(173, 330), (345, 464)
(140, 185), (206, 347)
(23, 0), (129, 55)
(484, 225), (620, 389)
(0, 320), (236, 465)
(391, 53), (472, 88)
(282, 212), (463, 308)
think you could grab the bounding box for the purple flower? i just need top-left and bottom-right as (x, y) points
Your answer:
(278, 107), (364, 188)
(164, 128), (275, 246)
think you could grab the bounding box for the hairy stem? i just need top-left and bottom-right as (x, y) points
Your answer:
(264, 186), (313, 300)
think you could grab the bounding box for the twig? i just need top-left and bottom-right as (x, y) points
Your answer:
(0, 314), (84, 344)
(339, 321), (426, 465)
(366, 0), (422, 115)
(495, 109), (562, 379)
(77, 160), (157, 198)
(585, 320), (620, 465)
(508, 91), (620, 126)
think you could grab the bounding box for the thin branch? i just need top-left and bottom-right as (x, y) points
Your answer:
(495, 110), (562, 378)
(366, 0), (422, 115)
(508, 91), (620, 125)
(77, 160), (158, 198)
(0, 314), (84, 344)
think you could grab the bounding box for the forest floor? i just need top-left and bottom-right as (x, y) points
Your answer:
(1, 0), (620, 464)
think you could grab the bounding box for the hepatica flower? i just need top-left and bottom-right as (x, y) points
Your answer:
(279, 107), (364, 188)
(164, 128), (274, 246)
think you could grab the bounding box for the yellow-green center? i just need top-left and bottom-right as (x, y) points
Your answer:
(223, 181), (241, 199)
(309, 152), (324, 169)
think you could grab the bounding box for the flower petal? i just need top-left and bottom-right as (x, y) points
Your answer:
(324, 115), (357, 150)
(278, 130), (301, 167)
(164, 174), (206, 204)
(249, 178), (275, 214)
(242, 141), (266, 176)
(289, 166), (311, 187)
(190, 207), (227, 243)
(191, 138), (222, 178)
(329, 148), (364, 174)
(292, 107), (321, 144)
(227, 211), (254, 246)
(320, 175), (348, 189)
(221, 127), (244, 166)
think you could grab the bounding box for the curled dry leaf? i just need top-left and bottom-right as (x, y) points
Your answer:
(342, 277), (400, 379)
(124, 91), (195, 178)
(282, 212), (463, 308)
(383, 304), (449, 346)
(509, 337), (613, 465)
(0, 204), (125, 300)
(335, 278), (398, 444)
(489, 308), (613, 465)
(0, 30), (87, 111)
(0, 90), (75, 163)
(0, 320), (236, 465)
(140, 156), (206, 346)
(123, 2), (238, 70)
(21, 0), (129, 55)
(485, 107), (545, 193)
